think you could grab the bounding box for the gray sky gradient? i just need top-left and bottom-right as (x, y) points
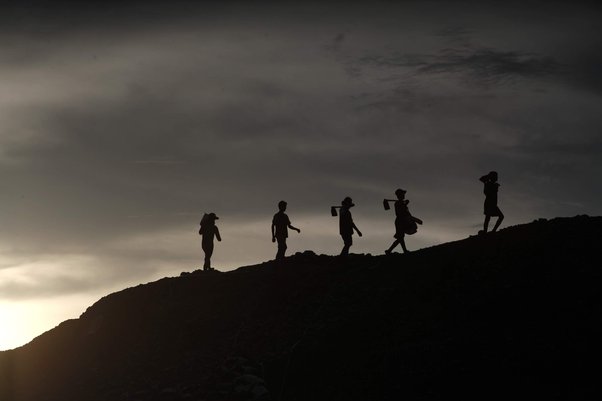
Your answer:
(1, 1), (601, 349)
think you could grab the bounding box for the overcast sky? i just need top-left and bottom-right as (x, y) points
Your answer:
(1, 1), (601, 350)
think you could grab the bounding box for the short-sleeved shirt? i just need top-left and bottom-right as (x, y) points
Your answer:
(272, 212), (291, 238)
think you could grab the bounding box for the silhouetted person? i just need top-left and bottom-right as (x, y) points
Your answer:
(199, 212), (221, 270)
(384, 189), (423, 254)
(479, 171), (504, 234)
(336, 196), (362, 256)
(271, 200), (301, 260)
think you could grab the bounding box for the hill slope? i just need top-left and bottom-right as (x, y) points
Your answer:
(1, 216), (601, 401)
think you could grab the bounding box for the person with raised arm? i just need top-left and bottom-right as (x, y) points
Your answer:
(479, 171), (504, 234)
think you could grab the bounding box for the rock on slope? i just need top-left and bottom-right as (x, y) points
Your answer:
(1, 216), (601, 401)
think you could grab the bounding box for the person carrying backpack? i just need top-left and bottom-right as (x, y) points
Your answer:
(199, 212), (221, 270)
(384, 188), (423, 254)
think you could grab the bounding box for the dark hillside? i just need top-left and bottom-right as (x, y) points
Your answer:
(1, 216), (601, 400)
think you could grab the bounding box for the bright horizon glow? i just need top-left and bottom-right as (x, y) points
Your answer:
(0, 295), (94, 351)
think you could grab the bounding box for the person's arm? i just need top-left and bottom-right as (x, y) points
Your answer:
(215, 227), (222, 242)
(479, 175), (488, 183)
(271, 222), (276, 242)
(288, 223), (301, 233)
(412, 216), (423, 225)
(353, 223), (362, 237)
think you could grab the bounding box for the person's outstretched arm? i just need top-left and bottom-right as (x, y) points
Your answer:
(479, 175), (488, 183)
(215, 227), (222, 242)
(288, 223), (301, 233)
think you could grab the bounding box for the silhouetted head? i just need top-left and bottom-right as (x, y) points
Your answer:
(278, 200), (287, 212)
(201, 212), (218, 227)
(342, 196), (355, 208)
(395, 188), (406, 200)
(489, 171), (498, 182)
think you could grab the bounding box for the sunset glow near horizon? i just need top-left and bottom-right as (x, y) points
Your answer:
(1, 1), (601, 351)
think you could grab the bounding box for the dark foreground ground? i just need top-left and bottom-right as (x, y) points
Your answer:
(1, 216), (601, 401)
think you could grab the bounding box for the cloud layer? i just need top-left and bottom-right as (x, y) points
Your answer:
(0, 0), (601, 348)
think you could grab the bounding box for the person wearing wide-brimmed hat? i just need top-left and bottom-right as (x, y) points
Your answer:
(199, 212), (221, 270)
(384, 189), (423, 254)
(339, 196), (362, 256)
(479, 171), (504, 234)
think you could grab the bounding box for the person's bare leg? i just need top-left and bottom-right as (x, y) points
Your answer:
(400, 237), (409, 253)
(492, 213), (504, 232)
(483, 215), (491, 233)
(385, 240), (400, 254)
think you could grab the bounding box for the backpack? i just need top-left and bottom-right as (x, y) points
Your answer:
(199, 214), (210, 235)
(404, 220), (418, 235)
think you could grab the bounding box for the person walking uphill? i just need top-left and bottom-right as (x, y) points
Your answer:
(199, 213), (221, 271)
(271, 200), (301, 260)
(384, 189), (423, 254)
(479, 171), (504, 234)
(337, 196), (362, 256)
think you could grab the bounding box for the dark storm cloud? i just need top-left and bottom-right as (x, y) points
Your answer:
(357, 47), (559, 86)
(355, 41), (602, 96)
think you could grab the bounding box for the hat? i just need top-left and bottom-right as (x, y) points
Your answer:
(341, 196), (355, 207)
(395, 188), (407, 197)
(208, 212), (219, 220)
